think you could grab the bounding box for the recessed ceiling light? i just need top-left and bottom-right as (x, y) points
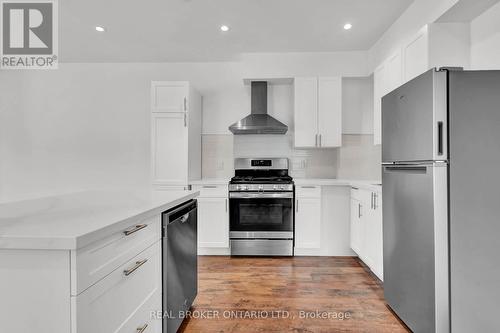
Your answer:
(220, 25), (230, 32)
(344, 23), (352, 30)
(95, 26), (106, 32)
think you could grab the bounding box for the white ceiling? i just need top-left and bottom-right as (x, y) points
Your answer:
(60, 0), (414, 62)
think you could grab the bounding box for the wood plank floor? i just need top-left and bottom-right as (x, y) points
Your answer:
(179, 256), (409, 333)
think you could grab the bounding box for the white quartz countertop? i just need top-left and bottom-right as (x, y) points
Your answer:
(189, 178), (230, 185)
(294, 179), (382, 191)
(189, 178), (382, 191)
(0, 190), (199, 250)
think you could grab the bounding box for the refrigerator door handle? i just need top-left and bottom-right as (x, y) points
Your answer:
(437, 121), (444, 156)
(383, 165), (428, 174)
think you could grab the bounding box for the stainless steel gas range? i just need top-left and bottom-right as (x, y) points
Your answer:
(228, 158), (294, 256)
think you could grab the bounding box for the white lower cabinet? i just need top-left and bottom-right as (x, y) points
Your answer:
(193, 184), (229, 250)
(198, 197), (229, 248)
(72, 242), (162, 333)
(295, 186), (321, 250)
(350, 187), (383, 281)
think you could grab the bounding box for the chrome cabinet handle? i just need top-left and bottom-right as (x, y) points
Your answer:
(315, 134), (318, 147)
(301, 186), (316, 189)
(183, 97), (187, 111)
(123, 224), (147, 236)
(371, 193), (374, 209)
(184, 112), (187, 127)
(124, 259), (148, 276)
(202, 185), (217, 189)
(225, 199), (228, 212)
(358, 203), (362, 218)
(137, 323), (148, 333)
(296, 199), (299, 212)
(319, 134), (322, 147)
(373, 193), (378, 209)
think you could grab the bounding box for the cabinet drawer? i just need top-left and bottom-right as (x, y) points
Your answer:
(71, 215), (161, 295)
(296, 185), (321, 198)
(72, 242), (161, 333)
(192, 184), (228, 197)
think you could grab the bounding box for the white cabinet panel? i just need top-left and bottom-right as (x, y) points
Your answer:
(318, 77), (342, 147)
(403, 28), (429, 83)
(294, 77), (318, 147)
(151, 113), (188, 185)
(295, 197), (321, 249)
(198, 197), (229, 248)
(373, 64), (385, 146)
(151, 81), (188, 112)
(385, 50), (403, 93)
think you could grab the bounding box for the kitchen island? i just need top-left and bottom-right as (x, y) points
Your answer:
(0, 190), (199, 333)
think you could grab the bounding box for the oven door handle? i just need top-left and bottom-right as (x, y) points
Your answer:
(229, 192), (294, 199)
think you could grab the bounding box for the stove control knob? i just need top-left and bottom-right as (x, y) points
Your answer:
(280, 186), (285, 190)
(258, 185), (264, 191)
(242, 186), (247, 191)
(236, 185), (240, 190)
(273, 185), (278, 190)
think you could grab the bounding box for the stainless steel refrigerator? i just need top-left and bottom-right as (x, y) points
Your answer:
(382, 68), (500, 333)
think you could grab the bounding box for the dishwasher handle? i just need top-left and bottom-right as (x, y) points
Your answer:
(163, 199), (197, 226)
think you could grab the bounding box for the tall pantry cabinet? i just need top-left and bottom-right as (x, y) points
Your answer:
(151, 81), (202, 189)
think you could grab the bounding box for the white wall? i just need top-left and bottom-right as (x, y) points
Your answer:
(471, 2), (500, 69)
(0, 52), (368, 201)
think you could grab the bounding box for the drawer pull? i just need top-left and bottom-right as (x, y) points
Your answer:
(301, 186), (316, 189)
(123, 224), (147, 236)
(202, 185), (217, 189)
(137, 324), (148, 333)
(124, 259), (148, 276)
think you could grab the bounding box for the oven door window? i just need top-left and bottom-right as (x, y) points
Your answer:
(230, 197), (293, 232)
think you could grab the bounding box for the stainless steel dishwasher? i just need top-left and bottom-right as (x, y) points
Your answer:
(162, 199), (198, 333)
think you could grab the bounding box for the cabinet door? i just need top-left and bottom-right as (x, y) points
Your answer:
(385, 50), (403, 94)
(318, 77), (342, 147)
(363, 193), (377, 272)
(403, 27), (429, 83)
(151, 81), (188, 113)
(151, 113), (188, 185)
(373, 64), (385, 145)
(198, 197), (229, 248)
(295, 197), (321, 249)
(294, 77), (318, 148)
(350, 198), (362, 255)
(371, 192), (383, 281)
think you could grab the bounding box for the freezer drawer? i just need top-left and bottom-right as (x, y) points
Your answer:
(382, 163), (448, 333)
(382, 69), (447, 163)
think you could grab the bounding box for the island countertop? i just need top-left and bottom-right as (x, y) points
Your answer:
(0, 190), (199, 250)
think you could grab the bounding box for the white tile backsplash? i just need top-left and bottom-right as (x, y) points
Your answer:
(202, 133), (380, 180)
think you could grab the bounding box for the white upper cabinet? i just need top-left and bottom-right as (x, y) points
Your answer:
(318, 77), (342, 147)
(151, 81), (202, 187)
(403, 27), (429, 83)
(372, 22), (469, 145)
(294, 77), (342, 148)
(151, 81), (189, 113)
(151, 113), (188, 185)
(294, 77), (318, 147)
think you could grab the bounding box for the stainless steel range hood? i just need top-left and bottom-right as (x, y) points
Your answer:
(229, 81), (288, 135)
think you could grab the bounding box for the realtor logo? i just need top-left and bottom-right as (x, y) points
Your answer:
(1, 0), (58, 69)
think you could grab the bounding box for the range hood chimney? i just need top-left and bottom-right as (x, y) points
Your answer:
(228, 81), (288, 135)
